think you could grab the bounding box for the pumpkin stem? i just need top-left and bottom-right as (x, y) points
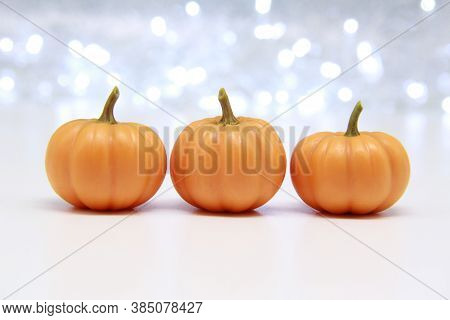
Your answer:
(218, 87), (239, 126)
(98, 86), (119, 124)
(344, 101), (363, 137)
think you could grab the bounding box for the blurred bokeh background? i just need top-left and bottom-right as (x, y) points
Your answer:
(1, 0), (449, 125)
(0, 0), (449, 169)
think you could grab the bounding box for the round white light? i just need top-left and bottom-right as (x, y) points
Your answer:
(26, 34), (43, 54)
(278, 49), (295, 68)
(343, 18), (359, 34)
(167, 66), (188, 86)
(254, 24), (272, 39)
(420, 0), (435, 12)
(292, 38), (311, 58)
(83, 43), (110, 66)
(255, 0), (272, 14)
(68, 40), (83, 57)
(272, 23), (286, 39)
(187, 67), (207, 85)
(275, 90), (289, 104)
(146, 86), (161, 101)
(151, 16), (167, 37)
(442, 97), (450, 113)
(0, 37), (14, 52)
(337, 87), (353, 102)
(185, 1), (200, 16)
(320, 61), (341, 79)
(358, 56), (383, 77)
(0, 76), (15, 91)
(357, 41), (372, 60)
(406, 81), (427, 100)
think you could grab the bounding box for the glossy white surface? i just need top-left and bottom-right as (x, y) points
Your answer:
(1, 107), (449, 300)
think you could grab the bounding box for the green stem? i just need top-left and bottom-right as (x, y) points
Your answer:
(98, 86), (119, 124)
(217, 87), (239, 125)
(344, 101), (363, 137)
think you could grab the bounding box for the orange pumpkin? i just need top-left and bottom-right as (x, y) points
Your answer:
(170, 88), (286, 212)
(46, 87), (166, 210)
(290, 101), (410, 214)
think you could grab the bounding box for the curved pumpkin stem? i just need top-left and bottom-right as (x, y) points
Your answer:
(98, 86), (119, 124)
(344, 101), (363, 137)
(218, 87), (239, 126)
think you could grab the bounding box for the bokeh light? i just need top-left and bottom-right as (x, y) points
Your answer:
(83, 43), (110, 66)
(343, 18), (359, 34)
(0, 76), (15, 91)
(0, 37), (14, 52)
(320, 62), (341, 79)
(442, 97), (450, 113)
(337, 87), (353, 102)
(187, 67), (207, 85)
(146, 86), (161, 101)
(167, 66), (188, 86)
(420, 0), (435, 12)
(25, 34), (43, 54)
(185, 1), (200, 16)
(255, 0), (271, 14)
(151, 16), (167, 37)
(292, 38), (311, 58)
(357, 41), (372, 59)
(405, 81), (427, 100)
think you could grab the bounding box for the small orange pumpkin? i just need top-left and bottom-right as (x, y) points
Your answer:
(290, 101), (410, 214)
(46, 87), (167, 210)
(170, 88), (286, 212)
